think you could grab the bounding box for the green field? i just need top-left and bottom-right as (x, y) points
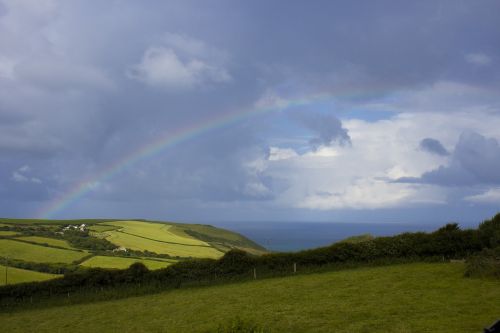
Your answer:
(0, 265), (60, 286)
(170, 223), (267, 255)
(80, 256), (173, 270)
(104, 221), (223, 258)
(106, 221), (211, 246)
(16, 236), (74, 249)
(88, 225), (119, 232)
(105, 231), (223, 258)
(0, 263), (498, 332)
(0, 239), (87, 263)
(0, 218), (265, 280)
(0, 231), (20, 236)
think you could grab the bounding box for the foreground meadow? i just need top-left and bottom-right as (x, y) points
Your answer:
(1, 263), (498, 333)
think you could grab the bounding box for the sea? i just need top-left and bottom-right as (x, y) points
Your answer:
(211, 221), (480, 252)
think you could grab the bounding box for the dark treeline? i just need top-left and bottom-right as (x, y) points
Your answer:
(62, 230), (116, 251)
(1, 214), (499, 308)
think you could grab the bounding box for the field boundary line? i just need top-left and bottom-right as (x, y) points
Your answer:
(4, 238), (85, 253)
(115, 230), (216, 249)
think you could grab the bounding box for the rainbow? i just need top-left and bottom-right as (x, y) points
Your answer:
(38, 86), (391, 218)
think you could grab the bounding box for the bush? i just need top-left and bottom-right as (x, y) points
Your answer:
(478, 213), (500, 248)
(464, 247), (500, 279)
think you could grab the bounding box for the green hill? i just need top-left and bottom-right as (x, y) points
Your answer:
(1, 263), (498, 332)
(337, 233), (375, 244)
(0, 218), (266, 282)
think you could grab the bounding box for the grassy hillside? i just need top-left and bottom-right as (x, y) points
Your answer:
(16, 236), (75, 249)
(80, 256), (174, 270)
(102, 220), (224, 258)
(0, 218), (265, 255)
(0, 218), (266, 281)
(0, 265), (60, 286)
(0, 239), (87, 263)
(1, 263), (498, 332)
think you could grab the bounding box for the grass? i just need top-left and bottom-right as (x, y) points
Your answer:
(0, 263), (498, 332)
(87, 225), (120, 232)
(106, 221), (211, 246)
(80, 256), (173, 270)
(0, 231), (20, 236)
(105, 231), (223, 258)
(104, 221), (223, 258)
(16, 236), (74, 249)
(0, 265), (60, 286)
(0, 239), (87, 264)
(171, 224), (267, 255)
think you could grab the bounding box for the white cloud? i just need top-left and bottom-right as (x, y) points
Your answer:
(31, 177), (42, 184)
(465, 53), (492, 66)
(11, 165), (42, 184)
(299, 180), (443, 210)
(256, 111), (500, 210)
(127, 34), (231, 90)
(267, 147), (298, 161)
(303, 146), (339, 158)
(465, 188), (500, 204)
(254, 90), (289, 110)
(12, 171), (29, 182)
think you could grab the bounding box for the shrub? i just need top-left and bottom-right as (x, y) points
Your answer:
(478, 213), (500, 248)
(464, 247), (500, 279)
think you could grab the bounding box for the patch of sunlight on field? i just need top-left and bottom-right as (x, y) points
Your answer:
(17, 236), (74, 249)
(106, 221), (209, 246)
(0, 239), (87, 263)
(0, 265), (60, 285)
(80, 256), (173, 270)
(1, 263), (499, 332)
(104, 231), (223, 258)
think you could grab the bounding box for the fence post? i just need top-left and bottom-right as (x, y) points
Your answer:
(293, 262), (297, 274)
(4, 257), (8, 285)
(253, 267), (257, 280)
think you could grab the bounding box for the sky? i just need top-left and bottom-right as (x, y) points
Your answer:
(0, 0), (499, 224)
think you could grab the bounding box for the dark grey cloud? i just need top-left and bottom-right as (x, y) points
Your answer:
(294, 112), (351, 149)
(0, 0), (500, 221)
(399, 132), (500, 186)
(419, 138), (449, 156)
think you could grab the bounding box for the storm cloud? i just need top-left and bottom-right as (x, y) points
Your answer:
(399, 132), (500, 186)
(1, 0), (500, 222)
(419, 138), (449, 156)
(295, 112), (351, 149)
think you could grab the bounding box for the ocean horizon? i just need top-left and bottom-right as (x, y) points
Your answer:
(212, 221), (481, 252)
